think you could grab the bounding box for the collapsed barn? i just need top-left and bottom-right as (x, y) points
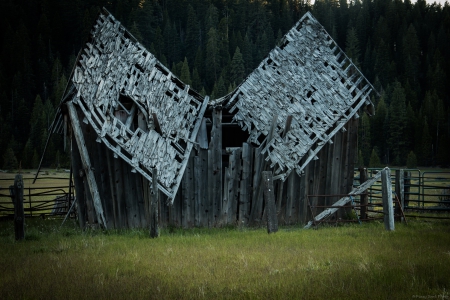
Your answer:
(41, 9), (376, 230)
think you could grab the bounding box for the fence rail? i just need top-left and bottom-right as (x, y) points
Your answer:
(353, 168), (450, 219)
(0, 175), (74, 218)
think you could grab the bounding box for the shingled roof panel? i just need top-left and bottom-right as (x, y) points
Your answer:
(211, 12), (375, 180)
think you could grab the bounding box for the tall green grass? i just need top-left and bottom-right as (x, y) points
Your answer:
(1, 219), (449, 299)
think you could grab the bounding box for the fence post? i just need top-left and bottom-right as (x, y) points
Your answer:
(381, 168), (395, 231)
(359, 167), (368, 220)
(262, 171), (278, 234)
(14, 174), (25, 240)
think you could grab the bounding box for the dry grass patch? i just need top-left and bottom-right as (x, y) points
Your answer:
(0, 218), (449, 299)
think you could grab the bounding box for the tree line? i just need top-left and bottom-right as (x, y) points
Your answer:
(0, 0), (449, 170)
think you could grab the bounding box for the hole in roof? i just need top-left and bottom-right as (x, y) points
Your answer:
(135, 63), (145, 73)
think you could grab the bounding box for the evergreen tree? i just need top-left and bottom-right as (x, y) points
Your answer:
(406, 151), (417, 169)
(369, 148), (381, 168)
(2, 148), (18, 171)
(185, 5), (200, 64)
(230, 47), (245, 86)
(180, 57), (192, 86)
(388, 82), (407, 165)
(206, 27), (220, 88)
(345, 27), (360, 67)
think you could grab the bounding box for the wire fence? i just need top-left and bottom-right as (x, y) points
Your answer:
(353, 168), (450, 220)
(0, 175), (74, 219)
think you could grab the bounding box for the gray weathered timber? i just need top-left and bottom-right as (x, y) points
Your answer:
(182, 152), (194, 228)
(13, 175), (24, 240)
(211, 12), (375, 180)
(262, 171), (278, 234)
(71, 135), (87, 229)
(381, 167), (395, 231)
(395, 169), (405, 222)
(304, 170), (382, 228)
(67, 101), (107, 228)
(210, 109), (222, 225)
(239, 143), (252, 225)
(70, 10), (209, 201)
(359, 167), (369, 220)
(197, 149), (208, 227)
(150, 168), (159, 238)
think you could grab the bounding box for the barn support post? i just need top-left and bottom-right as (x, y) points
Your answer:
(13, 175), (25, 241)
(381, 167), (395, 231)
(262, 171), (278, 233)
(395, 169), (405, 222)
(359, 167), (369, 220)
(67, 101), (107, 228)
(150, 168), (159, 238)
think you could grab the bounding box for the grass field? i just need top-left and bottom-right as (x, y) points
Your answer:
(0, 218), (449, 299)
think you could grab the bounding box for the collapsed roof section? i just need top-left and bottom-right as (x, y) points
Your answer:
(211, 12), (375, 181)
(71, 10), (208, 202)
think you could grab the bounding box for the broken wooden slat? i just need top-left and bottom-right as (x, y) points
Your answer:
(304, 170), (382, 229)
(67, 101), (107, 228)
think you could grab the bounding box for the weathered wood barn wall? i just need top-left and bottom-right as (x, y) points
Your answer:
(49, 9), (376, 229)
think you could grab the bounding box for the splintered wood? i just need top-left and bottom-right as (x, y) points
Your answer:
(71, 12), (207, 202)
(211, 12), (376, 181)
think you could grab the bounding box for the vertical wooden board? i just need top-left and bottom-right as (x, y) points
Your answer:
(194, 156), (202, 227)
(159, 192), (168, 227)
(105, 148), (118, 229)
(347, 118), (358, 193)
(182, 152), (194, 228)
(250, 147), (264, 225)
(305, 161), (316, 222)
(82, 122), (98, 226)
(141, 176), (150, 228)
(262, 171), (278, 233)
(171, 186), (182, 227)
(122, 162), (140, 228)
(239, 143), (252, 226)
(131, 171), (145, 228)
(71, 134), (87, 229)
(298, 166), (308, 224)
(329, 131), (343, 202)
(83, 178), (96, 224)
(207, 149), (213, 227)
(198, 149), (208, 227)
(232, 149), (242, 224)
(285, 171), (295, 225)
(212, 109), (223, 226)
(223, 167), (230, 224)
(113, 157), (127, 228)
(67, 102), (106, 227)
(96, 142), (115, 229)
